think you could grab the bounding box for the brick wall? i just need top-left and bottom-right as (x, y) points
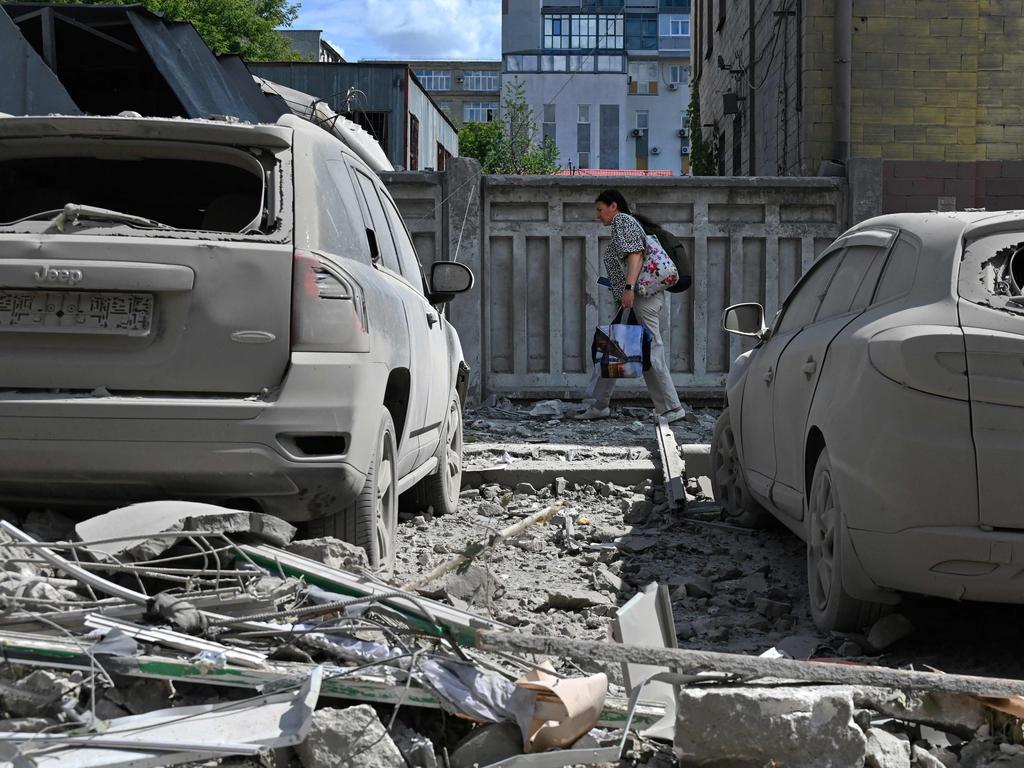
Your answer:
(693, 0), (806, 175)
(882, 160), (1024, 212)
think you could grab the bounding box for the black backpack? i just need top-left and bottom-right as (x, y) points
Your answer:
(635, 214), (692, 294)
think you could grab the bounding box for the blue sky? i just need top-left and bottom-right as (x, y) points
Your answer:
(292, 0), (502, 62)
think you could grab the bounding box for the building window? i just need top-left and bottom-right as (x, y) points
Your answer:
(625, 14), (658, 50)
(629, 61), (659, 94)
(342, 110), (389, 153)
(540, 55), (569, 71)
(464, 101), (498, 123)
(409, 114), (420, 171)
(415, 70), (451, 91)
(543, 104), (556, 144)
(543, 13), (624, 50)
(463, 70), (498, 91)
(669, 65), (688, 86)
(659, 14), (690, 51)
(505, 54), (538, 72)
(578, 104), (590, 124)
(636, 110), (649, 130)
(437, 142), (452, 172)
(596, 54), (624, 72)
(568, 54), (595, 72)
(661, 0), (691, 8)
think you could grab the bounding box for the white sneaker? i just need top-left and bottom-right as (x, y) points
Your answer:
(574, 406), (611, 420)
(662, 406), (689, 424)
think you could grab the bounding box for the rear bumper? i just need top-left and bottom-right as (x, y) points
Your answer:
(0, 353), (387, 522)
(852, 526), (1024, 603)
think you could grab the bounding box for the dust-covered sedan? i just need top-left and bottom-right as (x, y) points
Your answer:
(712, 211), (1024, 631)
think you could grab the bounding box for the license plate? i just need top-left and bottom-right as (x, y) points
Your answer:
(0, 290), (153, 336)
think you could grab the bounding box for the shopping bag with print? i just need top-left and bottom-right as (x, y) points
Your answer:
(590, 309), (652, 379)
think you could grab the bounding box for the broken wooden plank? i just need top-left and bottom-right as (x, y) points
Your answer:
(655, 416), (687, 509)
(476, 630), (1024, 699)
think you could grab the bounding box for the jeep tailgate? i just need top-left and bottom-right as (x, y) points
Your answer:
(0, 235), (292, 393)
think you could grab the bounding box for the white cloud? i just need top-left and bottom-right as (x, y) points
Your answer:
(294, 0), (501, 61)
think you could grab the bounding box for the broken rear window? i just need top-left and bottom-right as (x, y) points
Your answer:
(959, 233), (1024, 314)
(0, 140), (280, 236)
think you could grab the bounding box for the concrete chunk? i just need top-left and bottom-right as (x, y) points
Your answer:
(864, 727), (912, 768)
(674, 686), (866, 768)
(295, 704), (405, 768)
(287, 536), (369, 571)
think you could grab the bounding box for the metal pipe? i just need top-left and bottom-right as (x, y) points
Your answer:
(833, 0), (853, 164)
(748, 0), (757, 174)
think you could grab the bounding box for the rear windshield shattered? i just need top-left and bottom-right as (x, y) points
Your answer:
(959, 234), (1024, 314)
(0, 154), (273, 235)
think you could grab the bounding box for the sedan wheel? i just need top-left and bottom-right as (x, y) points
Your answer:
(806, 448), (886, 632)
(711, 408), (767, 528)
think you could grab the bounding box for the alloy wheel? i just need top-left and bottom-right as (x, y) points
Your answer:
(375, 430), (397, 570)
(807, 468), (838, 613)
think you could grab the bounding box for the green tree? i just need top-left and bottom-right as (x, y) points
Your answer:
(458, 119), (503, 170)
(491, 79), (559, 175)
(686, 76), (718, 176)
(16, 0), (302, 61)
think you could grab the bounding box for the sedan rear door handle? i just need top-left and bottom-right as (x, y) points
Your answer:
(802, 358), (817, 376)
(426, 312), (438, 328)
(764, 367), (774, 383)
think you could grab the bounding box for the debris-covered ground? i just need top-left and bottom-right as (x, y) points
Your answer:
(5, 400), (1024, 768)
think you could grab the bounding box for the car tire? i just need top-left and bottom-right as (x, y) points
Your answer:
(806, 448), (887, 632)
(711, 408), (768, 528)
(305, 410), (398, 573)
(416, 395), (464, 517)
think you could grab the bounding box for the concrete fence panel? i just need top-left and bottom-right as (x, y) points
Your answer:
(384, 163), (847, 403)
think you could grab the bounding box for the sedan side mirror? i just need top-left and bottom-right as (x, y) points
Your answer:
(429, 261), (475, 304)
(723, 302), (767, 338)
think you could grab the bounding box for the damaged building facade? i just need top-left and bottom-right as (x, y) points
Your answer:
(695, 0), (1024, 218)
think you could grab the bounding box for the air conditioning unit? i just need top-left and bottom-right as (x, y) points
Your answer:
(667, 83), (679, 91)
(680, 144), (691, 156)
(631, 128), (644, 137)
(677, 129), (689, 139)
(651, 146), (661, 155)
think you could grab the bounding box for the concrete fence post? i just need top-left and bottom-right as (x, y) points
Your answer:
(442, 157), (485, 405)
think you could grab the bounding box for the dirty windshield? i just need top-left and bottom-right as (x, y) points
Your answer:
(0, 149), (274, 235)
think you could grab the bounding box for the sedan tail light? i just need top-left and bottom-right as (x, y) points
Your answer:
(868, 325), (968, 400)
(291, 249), (369, 352)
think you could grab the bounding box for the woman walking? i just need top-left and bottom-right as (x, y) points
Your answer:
(576, 189), (689, 423)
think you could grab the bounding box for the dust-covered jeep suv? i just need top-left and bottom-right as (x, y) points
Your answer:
(0, 113), (474, 569)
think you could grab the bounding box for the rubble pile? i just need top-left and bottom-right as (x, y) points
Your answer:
(2, 404), (1024, 766)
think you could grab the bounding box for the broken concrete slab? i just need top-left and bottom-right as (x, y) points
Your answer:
(443, 565), (505, 609)
(543, 589), (612, 611)
(864, 727), (912, 768)
(287, 537), (369, 571)
(295, 704), (405, 768)
(75, 501), (296, 561)
(674, 686), (867, 768)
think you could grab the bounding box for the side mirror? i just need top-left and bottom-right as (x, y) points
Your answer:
(722, 302), (767, 338)
(429, 261), (475, 304)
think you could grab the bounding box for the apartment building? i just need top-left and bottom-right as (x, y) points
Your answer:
(695, 0), (1024, 216)
(404, 61), (502, 127)
(501, 0), (693, 174)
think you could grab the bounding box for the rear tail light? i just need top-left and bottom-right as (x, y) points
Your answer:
(291, 249), (369, 352)
(868, 325), (968, 400)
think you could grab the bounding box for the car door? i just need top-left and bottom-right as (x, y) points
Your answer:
(349, 164), (431, 473)
(378, 187), (450, 451)
(770, 234), (894, 519)
(739, 249), (843, 502)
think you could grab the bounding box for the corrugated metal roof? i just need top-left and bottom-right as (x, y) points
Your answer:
(0, 6), (80, 115)
(126, 10), (271, 123)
